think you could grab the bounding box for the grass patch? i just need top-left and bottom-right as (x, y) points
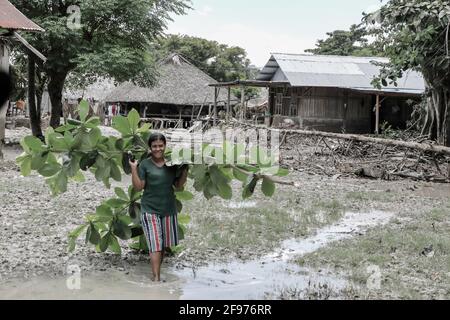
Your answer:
(182, 183), (346, 259)
(297, 204), (450, 299)
(345, 191), (394, 203)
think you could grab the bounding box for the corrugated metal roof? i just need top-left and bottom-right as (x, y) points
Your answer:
(0, 0), (44, 32)
(257, 53), (425, 95)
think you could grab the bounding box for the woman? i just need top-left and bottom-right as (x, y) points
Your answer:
(130, 133), (188, 282)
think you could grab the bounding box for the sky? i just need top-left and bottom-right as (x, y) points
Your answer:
(167, 0), (384, 67)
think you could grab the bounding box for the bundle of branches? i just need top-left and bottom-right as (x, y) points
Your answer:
(229, 120), (450, 183)
(281, 133), (450, 183)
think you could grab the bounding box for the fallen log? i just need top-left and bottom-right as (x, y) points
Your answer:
(232, 120), (450, 156)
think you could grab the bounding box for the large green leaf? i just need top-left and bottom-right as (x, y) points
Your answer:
(112, 116), (132, 136)
(99, 233), (110, 252)
(176, 199), (183, 213)
(38, 163), (61, 177)
(48, 133), (69, 151)
(216, 183), (233, 200)
(131, 227), (144, 238)
(178, 214), (191, 225)
(69, 224), (88, 239)
(88, 127), (102, 146)
(30, 152), (47, 170)
(261, 178), (276, 197)
(106, 198), (129, 208)
(177, 224), (185, 241)
(66, 153), (81, 177)
(127, 109), (140, 134)
(23, 136), (44, 152)
(137, 123), (151, 133)
(175, 190), (194, 201)
(128, 186), (142, 202)
(20, 156), (32, 176)
(85, 223), (101, 245)
(72, 171), (85, 182)
(80, 151), (98, 171)
(275, 167), (290, 177)
(128, 202), (141, 220)
(110, 161), (122, 182)
(68, 223), (88, 253)
(242, 176), (259, 199)
(209, 166), (232, 200)
(233, 168), (248, 182)
(112, 219), (132, 240)
(96, 205), (113, 217)
(94, 161), (111, 181)
(121, 152), (132, 174)
(114, 187), (129, 201)
(108, 234), (122, 254)
(85, 117), (101, 128)
(44, 127), (55, 145)
(63, 131), (74, 148)
(68, 237), (76, 253)
(203, 179), (218, 200)
(56, 171), (68, 193)
(78, 100), (89, 122)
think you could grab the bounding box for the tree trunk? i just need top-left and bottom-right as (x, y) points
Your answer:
(443, 89), (450, 147)
(0, 105), (6, 160)
(27, 54), (43, 138)
(48, 72), (67, 129)
(427, 87), (450, 146)
(35, 72), (47, 121)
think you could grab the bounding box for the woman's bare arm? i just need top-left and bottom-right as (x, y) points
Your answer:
(130, 160), (145, 191)
(174, 165), (189, 190)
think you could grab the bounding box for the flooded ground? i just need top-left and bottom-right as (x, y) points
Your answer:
(0, 209), (390, 299)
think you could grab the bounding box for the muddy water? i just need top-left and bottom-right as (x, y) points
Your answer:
(0, 209), (393, 300)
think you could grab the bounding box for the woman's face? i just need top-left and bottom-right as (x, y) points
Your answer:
(150, 140), (166, 160)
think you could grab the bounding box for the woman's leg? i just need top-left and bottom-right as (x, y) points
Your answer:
(150, 251), (162, 281)
(141, 212), (164, 281)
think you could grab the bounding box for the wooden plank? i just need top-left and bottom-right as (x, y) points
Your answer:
(227, 86), (231, 124)
(13, 32), (46, 62)
(213, 88), (218, 126)
(241, 86), (245, 121)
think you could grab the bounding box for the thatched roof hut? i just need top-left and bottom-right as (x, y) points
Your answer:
(105, 53), (230, 106)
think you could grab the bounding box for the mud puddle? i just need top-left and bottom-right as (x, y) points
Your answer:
(0, 209), (393, 300)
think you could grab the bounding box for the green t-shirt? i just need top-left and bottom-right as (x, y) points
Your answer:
(138, 159), (177, 217)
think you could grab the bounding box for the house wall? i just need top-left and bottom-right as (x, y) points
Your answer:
(269, 86), (415, 133)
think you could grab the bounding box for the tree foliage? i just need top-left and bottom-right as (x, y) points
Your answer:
(10, 0), (191, 128)
(364, 0), (450, 145)
(306, 24), (384, 57)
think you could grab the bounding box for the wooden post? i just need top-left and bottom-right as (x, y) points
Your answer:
(241, 86), (245, 121)
(342, 90), (348, 133)
(375, 94), (380, 134)
(213, 87), (218, 127)
(227, 86), (231, 124)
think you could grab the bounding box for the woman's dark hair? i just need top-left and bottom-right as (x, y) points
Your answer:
(148, 133), (167, 148)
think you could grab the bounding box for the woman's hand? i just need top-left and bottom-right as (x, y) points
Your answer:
(130, 159), (145, 191)
(129, 159), (138, 170)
